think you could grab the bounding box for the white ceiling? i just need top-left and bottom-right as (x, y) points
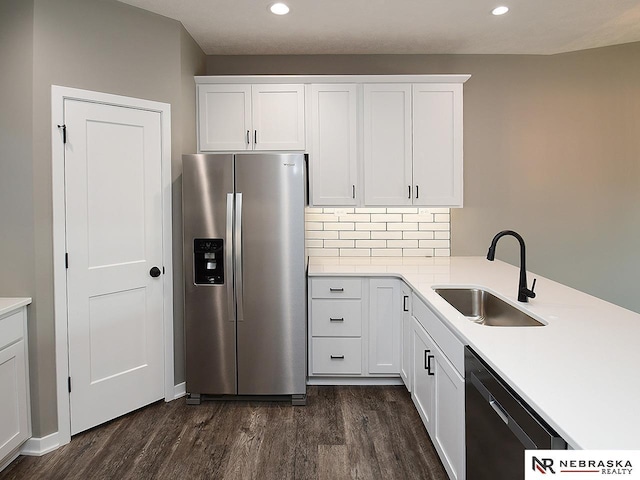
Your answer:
(117, 0), (640, 55)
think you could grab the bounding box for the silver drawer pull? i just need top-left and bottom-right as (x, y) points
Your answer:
(329, 317), (344, 322)
(329, 287), (344, 292)
(330, 355), (345, 360)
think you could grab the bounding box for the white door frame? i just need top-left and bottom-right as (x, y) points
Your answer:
(51, 85), (174, 447)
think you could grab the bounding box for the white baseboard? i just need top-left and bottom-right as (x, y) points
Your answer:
(20, 431), (61, 457)
(173, 382), (186, 400)
(307, 376), (405, 386)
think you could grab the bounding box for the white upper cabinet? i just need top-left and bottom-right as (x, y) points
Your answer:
(198, 84), (305, 152)
(363, 84), (413, 206)
(251, 84), (305, 150)
(198, 84), (252, 151)
(412, 84), (463, 207)
(309, 84), (358, 205)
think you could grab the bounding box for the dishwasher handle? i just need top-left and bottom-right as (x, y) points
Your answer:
(469, 371), (537, 450)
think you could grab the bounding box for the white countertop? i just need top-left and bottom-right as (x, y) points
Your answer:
(0, 297), (31, 317)
(308, 256), (640, 450)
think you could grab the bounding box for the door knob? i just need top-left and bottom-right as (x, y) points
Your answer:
(150, 266), (161, 278)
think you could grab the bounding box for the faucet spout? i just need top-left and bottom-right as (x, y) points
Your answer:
(487, 230), (536, 302)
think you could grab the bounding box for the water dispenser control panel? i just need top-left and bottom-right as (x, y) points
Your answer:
(194, 238), (224, 285)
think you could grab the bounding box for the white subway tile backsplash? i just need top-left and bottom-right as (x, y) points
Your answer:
(339, 214), (370, 222)
(403, 213), (434, 222)
(355, 222), (387, 231)
(323, 222), (355, 231)
(339, 231), (371, 240)
(388, 222), (418, 231)
(324, 239), (355, 248)
(340, 248), (371, 256)
(402, 231), (435, 240)
(355, 239), (387, 248)
(306, 230), (339, 240)
(357, 207), (387, 213)
(371, 231), (403, 240)
(372, 249), (403, 256)
(387, 239), (419, 248)
(305, 207), (450, 259)
(370, 213), (403, 222)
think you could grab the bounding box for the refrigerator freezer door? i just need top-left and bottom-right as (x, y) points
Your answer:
(183, 154), (237, 395)
(235, 153), (307, 395)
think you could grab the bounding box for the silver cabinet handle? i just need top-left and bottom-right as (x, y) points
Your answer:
(329, 287), (344, 292)
(226, 193), (235, 322)
(329, 317), (344, 322)
(235, 192), (244, 322)
(352, 185), (356, 199)
(246, 130), (250, 145)
(408, 185), (412, 199)
(254, 130), (257, 145)
(415, 185), (419, 199)
(330, 355), (345, 360)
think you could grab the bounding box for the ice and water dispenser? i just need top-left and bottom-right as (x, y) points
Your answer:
(193, 238), (224, 285)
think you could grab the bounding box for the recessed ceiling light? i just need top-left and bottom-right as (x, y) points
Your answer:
(270, 3), (290, 15)
(491, 6), (509, 15)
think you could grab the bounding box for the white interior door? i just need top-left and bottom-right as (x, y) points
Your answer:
(64, 99), (165, 435)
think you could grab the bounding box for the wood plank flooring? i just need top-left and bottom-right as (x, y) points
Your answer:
(1, 386), (447, 480)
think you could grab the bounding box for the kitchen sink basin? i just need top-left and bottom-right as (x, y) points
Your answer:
(434, 288), (545, 327)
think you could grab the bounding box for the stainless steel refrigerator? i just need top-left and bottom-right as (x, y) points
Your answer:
(182, 153), (306, 405)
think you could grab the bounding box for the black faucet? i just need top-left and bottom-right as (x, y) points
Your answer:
(487, 230), (537, 302)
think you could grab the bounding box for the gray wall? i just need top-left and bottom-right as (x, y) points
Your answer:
(0, 0), (205, 437)
(208, 48), (640, 313)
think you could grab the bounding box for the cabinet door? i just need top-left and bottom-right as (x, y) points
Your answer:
(412, 316), (465, 480)
(368, 279), (401, 374)
(412, 84), (463, 206)
(433, 348), (465, 480)
(400, 284), (412, 391)
(363, 84), (413, 206)
(310, 84), (358, 206)
(0, 340), (29, 460)
(411, 317), (435, 433)
(251, 84), (305, 150)
(198, 84), (252, 151)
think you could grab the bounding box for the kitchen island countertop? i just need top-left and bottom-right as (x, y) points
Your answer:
(308, 256), (640, 450)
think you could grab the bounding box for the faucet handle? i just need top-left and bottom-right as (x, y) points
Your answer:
(531, 278), (537, 293)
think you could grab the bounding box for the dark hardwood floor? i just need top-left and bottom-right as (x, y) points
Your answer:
(1, 386), (447, 480)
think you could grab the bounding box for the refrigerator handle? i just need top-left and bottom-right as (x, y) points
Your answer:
(226, 193), (235, 322)
(235, 192), (244, 322)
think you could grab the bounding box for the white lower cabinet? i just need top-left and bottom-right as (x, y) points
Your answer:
(0, 305), (31, 471)
(412, 312), (465, 480)
(368, 279), (401, 374)
(400, 283), (412, 391)
(308, 276), (465, 479)
(308, 277), (401, 379)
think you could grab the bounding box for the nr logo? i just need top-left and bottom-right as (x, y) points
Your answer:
(533, 457), (556, 474)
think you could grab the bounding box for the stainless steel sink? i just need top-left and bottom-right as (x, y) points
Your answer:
(434, 288), (545, 327)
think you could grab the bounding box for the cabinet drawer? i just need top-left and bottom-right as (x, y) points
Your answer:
(311, 300), (362, 337)
(311, 338), (362, 375)
(412, 294), (464, 376)
(311, 278), (362, 299)
(0, 310), (23, 351)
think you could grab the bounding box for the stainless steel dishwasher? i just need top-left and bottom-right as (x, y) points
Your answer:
(465, 347), (566, 479)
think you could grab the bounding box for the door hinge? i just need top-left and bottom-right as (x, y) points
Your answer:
(65, 253), (69, 269)
(58, 124), (67, 144)
(68, 376), (72, 393)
